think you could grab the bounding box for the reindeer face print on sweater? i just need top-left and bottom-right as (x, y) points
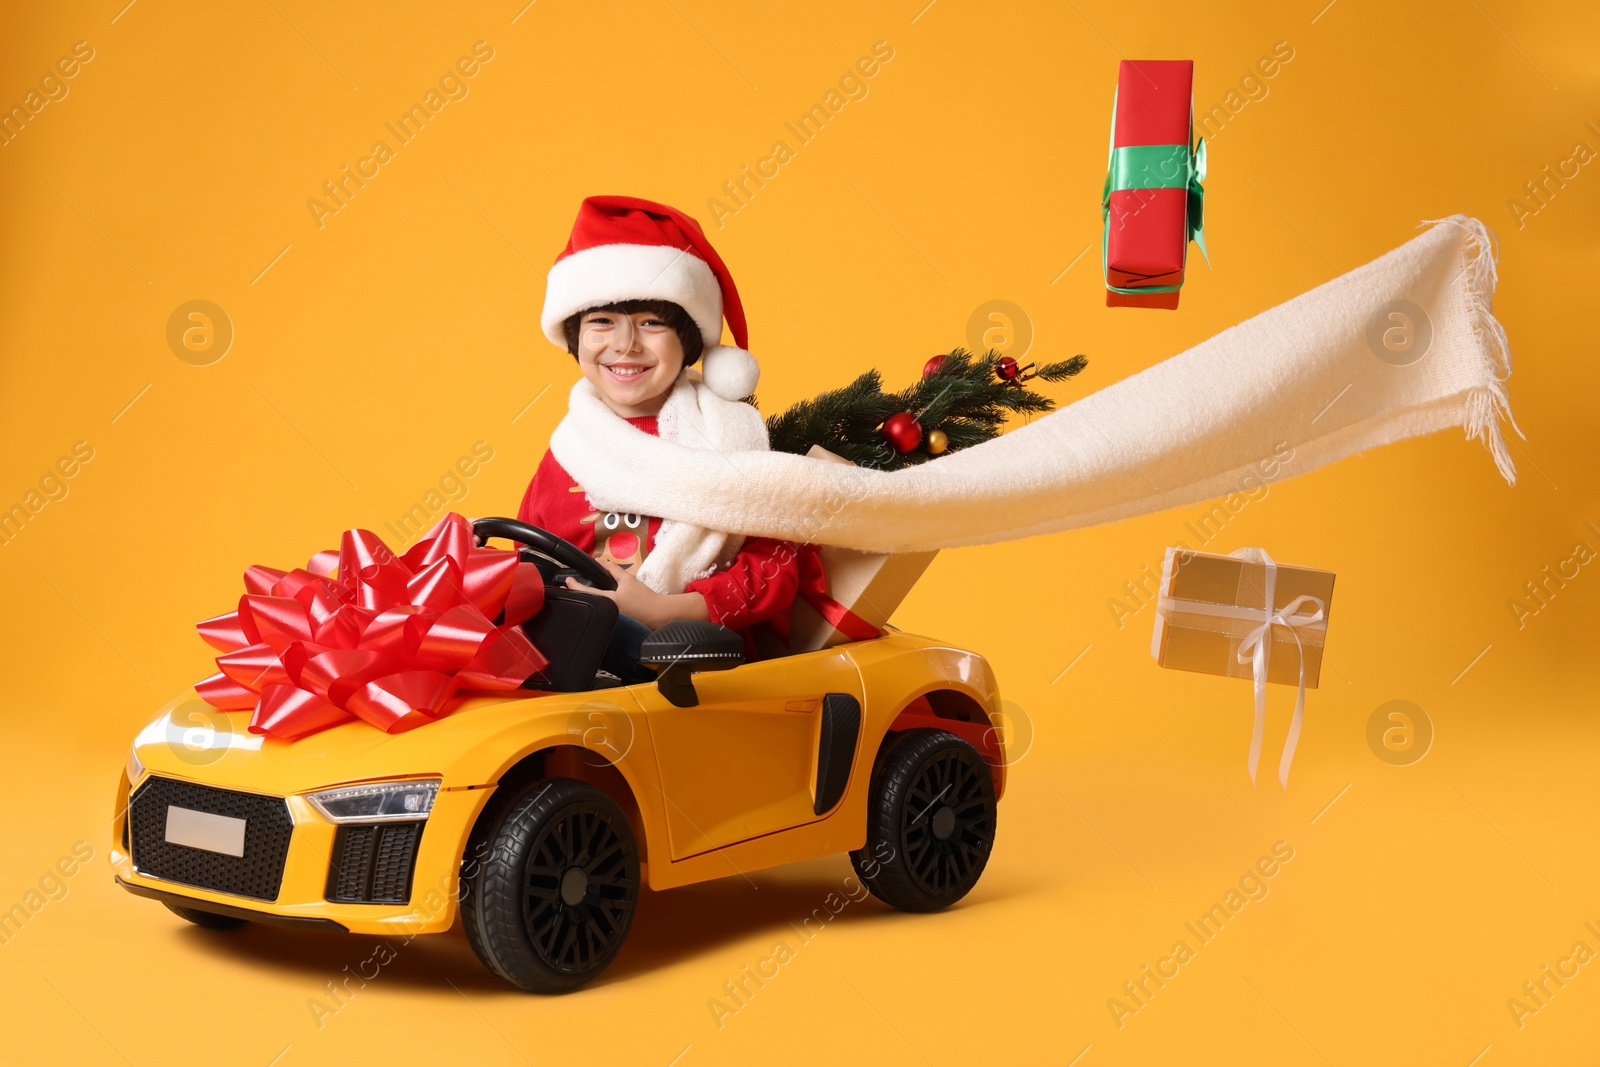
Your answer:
(571, 485), (651, 570)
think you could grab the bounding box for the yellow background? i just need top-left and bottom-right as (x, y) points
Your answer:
(3, 0), (1598, 1063)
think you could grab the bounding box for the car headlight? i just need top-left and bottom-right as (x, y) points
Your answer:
(126, 745), (144, 785)
(307, 779), (440, 823)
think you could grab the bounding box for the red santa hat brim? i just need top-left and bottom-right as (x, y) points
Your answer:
(539, 242), (725, 350)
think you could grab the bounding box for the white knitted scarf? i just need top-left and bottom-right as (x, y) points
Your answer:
(552, 216), (1519, 570)
(550, 370), (770, 594)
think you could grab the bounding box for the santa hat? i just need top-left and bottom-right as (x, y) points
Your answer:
(541, 195), (760, 401)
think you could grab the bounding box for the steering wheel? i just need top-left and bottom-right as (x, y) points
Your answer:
(470, 517), (617, 592)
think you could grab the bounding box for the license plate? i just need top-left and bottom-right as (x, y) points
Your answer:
(164, 806), (247, 857)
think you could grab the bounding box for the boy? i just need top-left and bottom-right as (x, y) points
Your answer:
(517, 196), (800, 683)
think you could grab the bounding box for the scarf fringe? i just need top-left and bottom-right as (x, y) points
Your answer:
(1420, 214), (1522, 485)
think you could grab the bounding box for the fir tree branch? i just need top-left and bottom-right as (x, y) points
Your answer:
(764, 345), (1090, 468)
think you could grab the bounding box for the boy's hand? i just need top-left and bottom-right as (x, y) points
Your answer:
(566, 559), (710, 630)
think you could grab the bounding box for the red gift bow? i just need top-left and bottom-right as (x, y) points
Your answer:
(193, 513), (549, 741)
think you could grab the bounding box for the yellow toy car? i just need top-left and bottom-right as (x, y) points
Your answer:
(111, 518), (1006, 992)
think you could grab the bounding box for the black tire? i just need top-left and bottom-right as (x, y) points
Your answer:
(461, 778), (640, 993)
(850, 729), (998, 912)
(164, 902), (247, 930)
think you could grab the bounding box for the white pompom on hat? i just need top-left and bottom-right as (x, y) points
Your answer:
(541, 195), (760, 401)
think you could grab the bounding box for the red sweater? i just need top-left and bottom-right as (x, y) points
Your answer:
(516, 415), (799, 656)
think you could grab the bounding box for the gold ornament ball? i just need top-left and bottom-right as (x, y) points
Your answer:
(926, 429), (948, 454)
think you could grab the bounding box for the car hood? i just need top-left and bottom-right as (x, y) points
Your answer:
(129, 687), (643, 797)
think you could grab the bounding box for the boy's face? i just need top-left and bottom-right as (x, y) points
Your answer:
(576, 308), (685, 417)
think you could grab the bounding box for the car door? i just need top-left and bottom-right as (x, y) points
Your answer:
(636, 645), (864, 861)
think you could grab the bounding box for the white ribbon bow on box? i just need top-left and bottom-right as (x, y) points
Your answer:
(1156, 547), (1328, 788)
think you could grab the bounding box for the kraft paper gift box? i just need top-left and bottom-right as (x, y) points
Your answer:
(777, 447), (939, 654)
(1102, 59), (1208, 310)
(1151, 546), (1334, 787)
(1150, 546), (1335, 687)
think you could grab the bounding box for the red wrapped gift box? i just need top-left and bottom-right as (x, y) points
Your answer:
(1102, 59), (1207, 309)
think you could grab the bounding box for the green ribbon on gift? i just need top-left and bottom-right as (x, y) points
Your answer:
(1100, 88), (1209, 295)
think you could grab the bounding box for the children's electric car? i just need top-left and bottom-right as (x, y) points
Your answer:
(111, 518), (1005, 992)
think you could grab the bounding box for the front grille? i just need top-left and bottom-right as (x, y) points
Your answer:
(129, 777), (293, 901)
(325, 823), (423, 904)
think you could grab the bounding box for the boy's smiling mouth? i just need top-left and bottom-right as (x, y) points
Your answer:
(601, 361), (651, 381)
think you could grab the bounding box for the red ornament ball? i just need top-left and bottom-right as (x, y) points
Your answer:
(922, 354), (948, 379)
(995, 355), (1020, 381)
(881, 412), (923, 454)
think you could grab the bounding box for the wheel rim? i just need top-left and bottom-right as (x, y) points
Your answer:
(521, 802), (637, 973)
(900, 747), (995, 896)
